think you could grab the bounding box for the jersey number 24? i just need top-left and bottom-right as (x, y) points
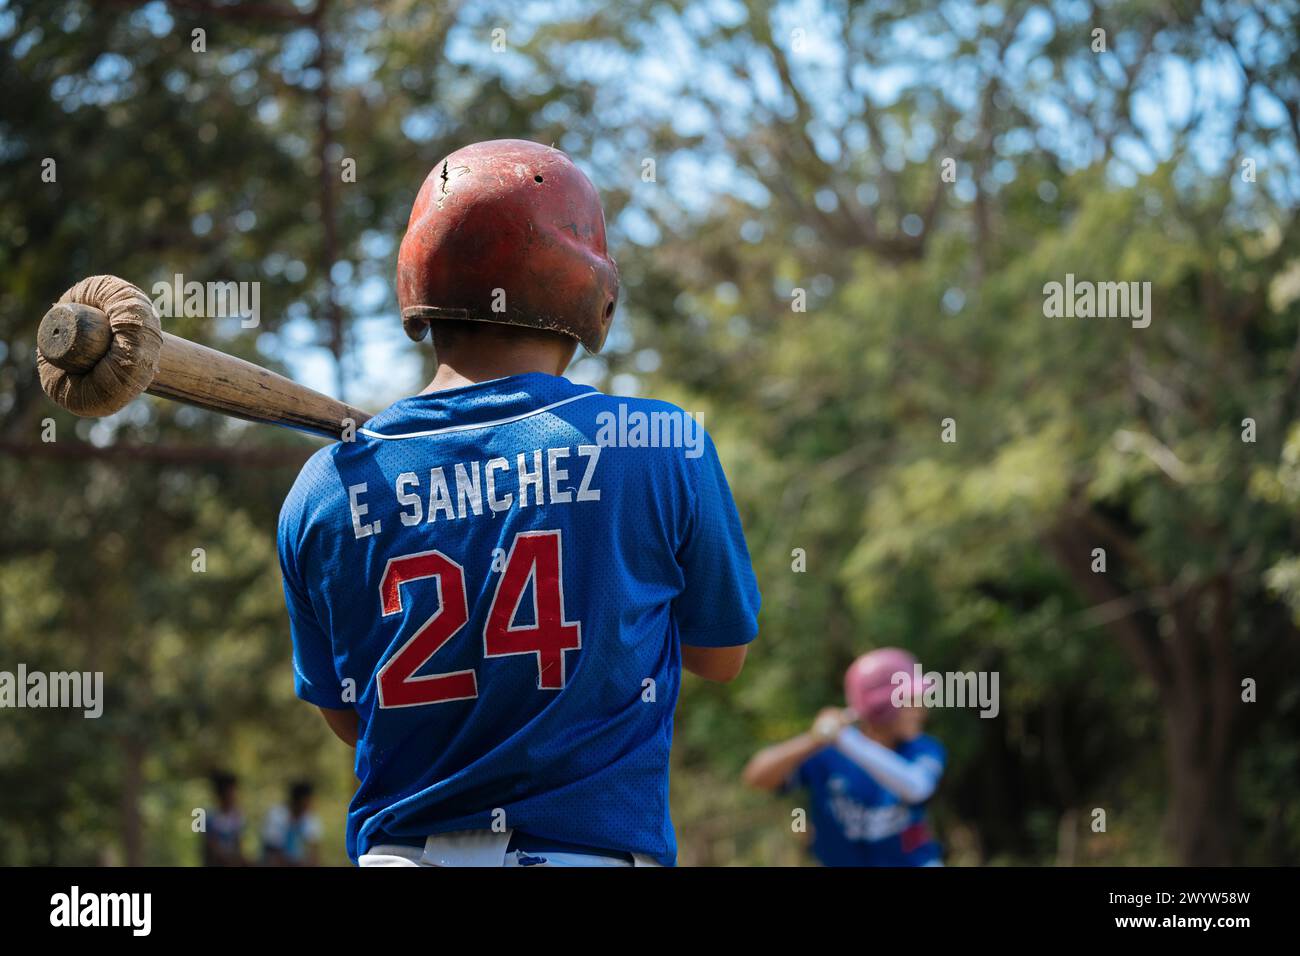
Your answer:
(376, 530), (581, 708)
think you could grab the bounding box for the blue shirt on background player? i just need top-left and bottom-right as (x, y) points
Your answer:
(793, 734), (944, 866)
(277, 372), (760, 866)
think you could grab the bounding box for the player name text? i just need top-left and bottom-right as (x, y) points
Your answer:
(349, 444), (603, 538)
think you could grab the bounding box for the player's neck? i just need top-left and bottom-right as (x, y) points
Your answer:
(422, 357), (566, 394)
(864, 725), (899, 748)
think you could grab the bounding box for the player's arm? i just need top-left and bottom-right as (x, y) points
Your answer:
(742, 708), (851, 791)
(682, 644), (749, 682)
(832, 726), (944, 803)
(672, 430), (761, 679)
(280, 466), (356, 744)
(319, 707), (359, 747)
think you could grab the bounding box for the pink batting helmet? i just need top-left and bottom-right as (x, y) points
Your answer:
(844, 648), (930, 725)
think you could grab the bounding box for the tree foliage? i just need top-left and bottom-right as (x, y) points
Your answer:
(2, 0), (1297, 865)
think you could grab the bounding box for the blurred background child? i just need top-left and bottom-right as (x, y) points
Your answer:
(260, 781), (322, 867)
(202, 770), (247, 867)
(744, 648), (944, 866)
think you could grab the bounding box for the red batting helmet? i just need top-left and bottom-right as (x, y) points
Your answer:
(396, 139), (619, 353)
(844, 648), (931, 725)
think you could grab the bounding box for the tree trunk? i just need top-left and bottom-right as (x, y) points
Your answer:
(120, 737), (146, 867)
(1159, 632), (1237, 868)
(1161, 576), (1239, 865)
(1047, 518), (1241, 865)
(1163, 691), (1237, 864)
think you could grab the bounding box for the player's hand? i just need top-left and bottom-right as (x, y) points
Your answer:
(811, 707), (854, 744)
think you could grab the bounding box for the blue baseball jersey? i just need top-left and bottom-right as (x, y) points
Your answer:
(792, 734), (944, 866)
(277, 372), (760, 865)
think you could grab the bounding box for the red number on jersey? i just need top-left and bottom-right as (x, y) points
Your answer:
(483, 530), (582, 690)
(376, 550), (478, 708)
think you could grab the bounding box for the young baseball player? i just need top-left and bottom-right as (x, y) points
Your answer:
(277, 140), (760, 867)
(743, 648), (945, 866)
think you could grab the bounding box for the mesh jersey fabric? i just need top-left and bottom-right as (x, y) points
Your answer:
(277, 372), (760, 864)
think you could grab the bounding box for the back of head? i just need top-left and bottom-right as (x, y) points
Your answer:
(397, 139), (619, 355)
(210, 769), (238, 800)
(289, 780), (314, 809)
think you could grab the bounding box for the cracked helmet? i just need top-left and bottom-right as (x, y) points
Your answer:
(396, 139), (620, 354)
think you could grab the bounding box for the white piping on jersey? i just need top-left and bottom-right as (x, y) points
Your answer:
(358, 391), (600, 440)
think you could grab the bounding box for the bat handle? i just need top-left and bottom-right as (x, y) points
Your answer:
(37, 303), (114, 374)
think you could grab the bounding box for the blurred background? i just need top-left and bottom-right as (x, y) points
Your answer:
(2, 0), (1298, 866)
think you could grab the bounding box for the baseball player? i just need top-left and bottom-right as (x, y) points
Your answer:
(743, 648), (945, 866)
(277, 140), (760, 867)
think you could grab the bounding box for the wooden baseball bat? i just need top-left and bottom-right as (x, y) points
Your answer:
(37, 299), (373, 440)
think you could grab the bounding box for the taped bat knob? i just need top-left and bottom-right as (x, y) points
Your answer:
(35, 275), (162, 418)
(37, 303), (114, 374)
